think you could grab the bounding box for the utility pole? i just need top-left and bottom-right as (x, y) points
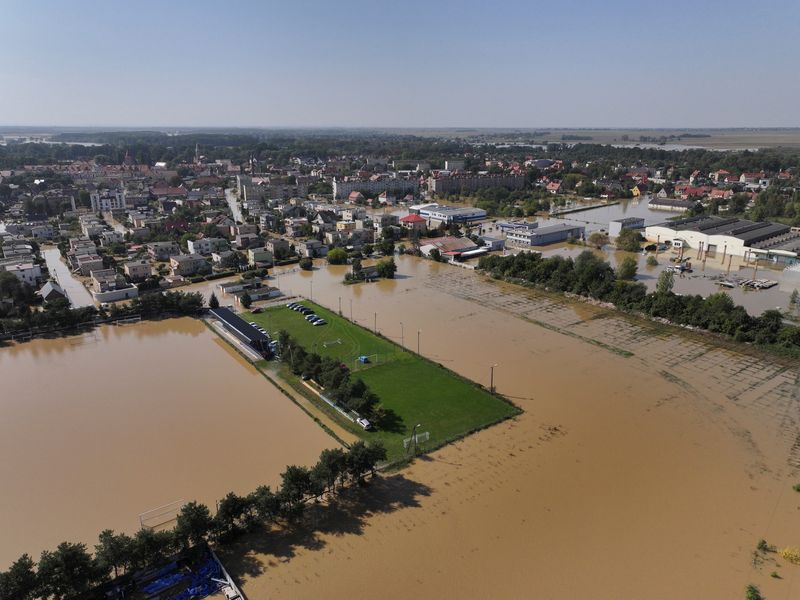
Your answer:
(417, 329), (420, 354)
(309, 280), (313, 301)
(349, 298), (353, 321)
(338, 296), (342, 315)
(400, 321), (404, 348)
(490, 363), (498, 394)
(374, 312), (377, 334)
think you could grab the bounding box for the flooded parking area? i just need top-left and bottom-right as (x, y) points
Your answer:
(0, 318), (335, 568)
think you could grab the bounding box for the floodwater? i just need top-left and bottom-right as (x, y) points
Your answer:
(0, 318), (335, 568)
(42, 247), (95, 307)
(220, 256), (800, 599)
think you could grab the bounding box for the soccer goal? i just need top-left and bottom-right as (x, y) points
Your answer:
(353, 353), (379, 370)
(139, 499), (184, 530)
(322, 338), (342, 349)
(403, 431), (430, 452)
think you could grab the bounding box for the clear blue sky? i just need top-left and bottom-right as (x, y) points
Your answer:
(1, 0), (798, 128)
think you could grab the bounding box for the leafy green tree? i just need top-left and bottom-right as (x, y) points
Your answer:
(312, 448), (348, 493)
(616, 256), (638, 280)
(588, 231), (609, 248)
(646, 255), (658, 267)
(249, 485), (281, 522)
(240, 290), (252, 308)
(214, 492), (251, 537)
(376, 258), (397, 279)
(0, 554), (39, 600)
(208, 292), (219, 309)
(745, 584), (763, 600)
(38, 542), (100, 600)
(379, 238), (395, 256)
(326, 247), (348, 265)
(130, 528), (175, 570)
(279, 465), (313, 511)
(175, 502), (214, 548)
(656, 269), (674, 295)
(299, 257), (313, 270)
(616, 228), (643, 252)
(346, 441), (387, 481)
(94, 530), (134, 579)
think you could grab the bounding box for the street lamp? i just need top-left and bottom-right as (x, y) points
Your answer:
(411, 422), (422, 455)
(417, 329), (421, 354)
(490, 363), (498, 393)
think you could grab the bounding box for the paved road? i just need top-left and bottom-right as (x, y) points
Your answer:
(225, 188), (244, 223)
(42, 248), (95, 307)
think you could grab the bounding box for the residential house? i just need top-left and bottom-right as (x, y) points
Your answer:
(188, 237), (229, 256)
(298, 239), (328, 258)
(90, 268), (139, 302)
(123, 259), (152, 282)
(266, 238), (291, 257)
(399, 214), (426, 233)
(147, 241), (180, 261)
(2, 261), (42, 285)
(169, 254), (210, 277)
(38, 281), (67, 303)
(75, 254), (104, 276)
(247, 247), (274, 267)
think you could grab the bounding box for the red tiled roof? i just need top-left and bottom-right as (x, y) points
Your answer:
(400, 214), (425, 223)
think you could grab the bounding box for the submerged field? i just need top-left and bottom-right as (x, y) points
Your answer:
(244, 301), (519, 458)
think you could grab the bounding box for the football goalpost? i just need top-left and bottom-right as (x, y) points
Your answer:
(139, 499), (184, 530)
(403, 431), (430, 454)
(353, 353), (380, 370)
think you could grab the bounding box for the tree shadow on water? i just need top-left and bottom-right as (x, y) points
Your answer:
(218, 473), (432, 580)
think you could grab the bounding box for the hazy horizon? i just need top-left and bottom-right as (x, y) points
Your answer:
(2, 0), (799, 129)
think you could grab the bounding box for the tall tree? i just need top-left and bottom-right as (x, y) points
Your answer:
(38, 542), (99, 600)
(0, 554), (39, 600)
(94, 530), (134, 579)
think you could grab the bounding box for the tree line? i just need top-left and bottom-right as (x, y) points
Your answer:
(277, 331), (395, 427)
(0, 289), (204, 337)
(478, 251), (800, 355)
(0, 441), (386, 600)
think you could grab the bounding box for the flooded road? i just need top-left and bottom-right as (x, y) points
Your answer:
(221, 256), (800, 599)
(42, 247), (95, 307)
(0, 318), (335, 568)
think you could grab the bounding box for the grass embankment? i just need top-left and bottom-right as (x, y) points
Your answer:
(244, 301), (519, 460)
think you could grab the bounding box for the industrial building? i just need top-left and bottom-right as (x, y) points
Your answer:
(410, 203), (487, 224)
(609, 217), (645, 238)
(645, 216), (800, 263)
(209, 307), (272, 355)
(506, 223), (585, 247)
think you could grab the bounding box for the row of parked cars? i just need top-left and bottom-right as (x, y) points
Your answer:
(286, 302), (327, 326)
(248, 321), (280, 354)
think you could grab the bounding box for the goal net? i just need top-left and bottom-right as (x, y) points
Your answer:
(403, 431), (430, 450)
(139, 499), (184, 530)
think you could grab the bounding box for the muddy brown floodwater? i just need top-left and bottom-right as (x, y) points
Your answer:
(0, 318), (335, 568)
(219, 255), (800, 599)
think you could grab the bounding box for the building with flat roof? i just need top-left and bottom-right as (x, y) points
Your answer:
(609, 217), (645, 238)
(645, 216), (799, 263)
(506, 223), (585, 247)
(411, 203), (487, 224)
(332, 177), (418, 200)
(209, 307), (271, 355)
